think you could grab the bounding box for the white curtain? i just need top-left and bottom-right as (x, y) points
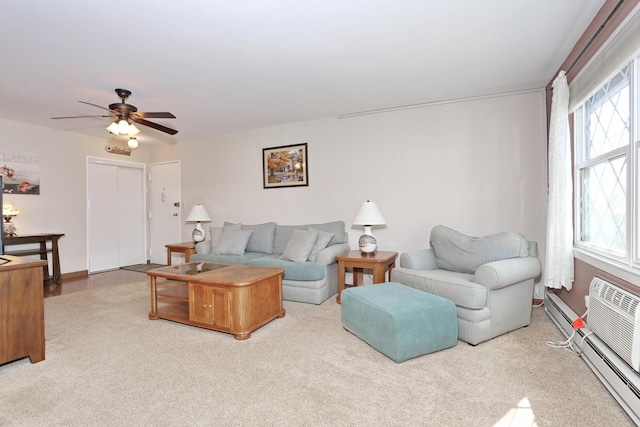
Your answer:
(544, 71), (574, 290)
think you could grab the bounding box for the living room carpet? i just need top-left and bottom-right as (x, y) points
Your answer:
(120, 263), (166, 273)
(0, 280), (633, 426)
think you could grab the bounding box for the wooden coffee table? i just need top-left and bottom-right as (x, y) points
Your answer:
(147, 262), (285, 339)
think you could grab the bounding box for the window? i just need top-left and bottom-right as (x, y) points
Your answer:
(574, 61), (637, 268)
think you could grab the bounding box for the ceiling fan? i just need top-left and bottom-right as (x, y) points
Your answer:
(52, 88), (178, 135)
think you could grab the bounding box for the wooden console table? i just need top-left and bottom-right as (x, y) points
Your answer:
(4, 233), (64, 285)
(0, 255), (47, 364)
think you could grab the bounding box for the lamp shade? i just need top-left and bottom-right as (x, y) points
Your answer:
(106, 122), (120, 135)
(2, 203), (20, 218)
(352, 200), (385, 226)
(186, 204), (212, 222)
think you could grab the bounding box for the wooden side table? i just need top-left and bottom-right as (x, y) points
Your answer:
(336, 250), (398, 304)
(165, 242), (196, 266)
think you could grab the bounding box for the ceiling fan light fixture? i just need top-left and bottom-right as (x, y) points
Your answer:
(127, 137), (139, 150)
(117, 118), (130, 134)
(128, 124), (140, 136)
(106, 121), (120, 135)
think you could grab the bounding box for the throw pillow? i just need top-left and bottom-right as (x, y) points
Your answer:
(280, 228), (319, 263)
(224, 222), (276, 254)
(209, 224), (241, 254)
(307, 227), (335, 262)
(430, 225), (529, 274)
(214, 228), (254, 255)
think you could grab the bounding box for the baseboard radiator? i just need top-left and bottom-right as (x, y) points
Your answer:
(545, 287), (640, 425)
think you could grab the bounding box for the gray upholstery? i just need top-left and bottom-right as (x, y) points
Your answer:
(392, 227), (541, 345)
(430, 225), (530, 274)
(192, 220), (349, 304)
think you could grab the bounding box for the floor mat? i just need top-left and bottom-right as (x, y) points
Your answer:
(120, 263), (166, 273)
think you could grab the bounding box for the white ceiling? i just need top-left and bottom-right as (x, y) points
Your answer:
(0, 0), (604, 145)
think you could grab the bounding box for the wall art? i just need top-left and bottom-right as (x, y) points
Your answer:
(263, 143), (308, 189)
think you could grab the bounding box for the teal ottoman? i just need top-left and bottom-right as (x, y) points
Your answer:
(341, 282), (458, 363)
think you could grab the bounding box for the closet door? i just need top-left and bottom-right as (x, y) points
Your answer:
(87, 159), (145, 272)
(117, 166), (145, 267)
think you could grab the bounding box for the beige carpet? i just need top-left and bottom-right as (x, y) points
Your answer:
(0, 280), (634, 426)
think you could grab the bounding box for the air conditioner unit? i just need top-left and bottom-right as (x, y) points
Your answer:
(588, 277), (640, 372)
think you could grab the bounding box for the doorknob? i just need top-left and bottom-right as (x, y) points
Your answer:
(174, 202), (180, 207)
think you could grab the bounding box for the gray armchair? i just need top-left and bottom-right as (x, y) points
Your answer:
(391, 225), (542, 345)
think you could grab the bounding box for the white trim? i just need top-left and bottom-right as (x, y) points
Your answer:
(574, 248), (640, 286)
(337, 88), (544, 119)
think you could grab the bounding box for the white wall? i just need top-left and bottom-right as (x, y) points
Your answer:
(151, 90), (547, 263)
(1, 90), (548, 284)
(0, 118), (151, 274)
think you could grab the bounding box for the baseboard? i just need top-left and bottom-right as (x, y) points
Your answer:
(61, 270), (89, 281)
(544, 291), (640, 424)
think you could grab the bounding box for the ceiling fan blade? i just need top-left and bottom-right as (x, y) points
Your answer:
(51, 114), (113, 119)
(78, 100), (115, 113)
(131, 117), (178, 135)
(133, 112), (176, 119)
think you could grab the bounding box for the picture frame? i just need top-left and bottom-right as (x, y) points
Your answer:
(263, 143), (308, 189)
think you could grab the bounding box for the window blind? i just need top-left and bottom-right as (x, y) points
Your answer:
(569, 5), (640, 111)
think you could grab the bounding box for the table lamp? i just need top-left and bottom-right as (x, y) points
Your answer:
(2, 203), (19, 237)
(186, 204), (211, 242)
(351, 200), (386, 255)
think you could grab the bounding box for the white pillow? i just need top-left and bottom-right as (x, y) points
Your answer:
(280, 228), (319, 263)
(213, 228), (254, 255)
(307, 227), (335, 262)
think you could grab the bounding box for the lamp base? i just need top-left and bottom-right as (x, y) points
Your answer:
(3, 220), (17, 237)
(358, 233), (377, 255)
(192, 222), (205, 243)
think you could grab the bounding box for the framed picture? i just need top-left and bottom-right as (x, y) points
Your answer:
(263, 143), (308, 189)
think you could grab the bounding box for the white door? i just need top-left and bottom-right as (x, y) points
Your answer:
(149, 161), (181, 264)
(117, 167), (146, 266)
(87, 158), (146, 272)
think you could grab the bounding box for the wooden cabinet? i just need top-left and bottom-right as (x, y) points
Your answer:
(188, 284), (230, 328)
(0, 255), (48, 365)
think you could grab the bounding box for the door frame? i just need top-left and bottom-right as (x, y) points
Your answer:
(86, 156), (148, 271)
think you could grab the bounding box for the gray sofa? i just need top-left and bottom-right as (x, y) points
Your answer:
(391, 225), (542, 345)
(190, 220), (350, 305)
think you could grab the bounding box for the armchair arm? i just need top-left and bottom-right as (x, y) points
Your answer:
(315, 243), (351, 266)
(399, 249), (438, 270)
(473, 256), (542, 290)
(195, 241), (211, 255)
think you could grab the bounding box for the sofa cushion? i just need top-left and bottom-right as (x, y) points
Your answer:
(224, 222), (276, 254)
(391, 267), (487, 309)
(209, 224), (241, 253)
(281, 228), (319, 262)
(430, 225), (529, 274)
(273, 221), (346, 254)
(307, 228), (335, 262)
(214, 228), (254, 255)
(248, 254), (326, 281)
